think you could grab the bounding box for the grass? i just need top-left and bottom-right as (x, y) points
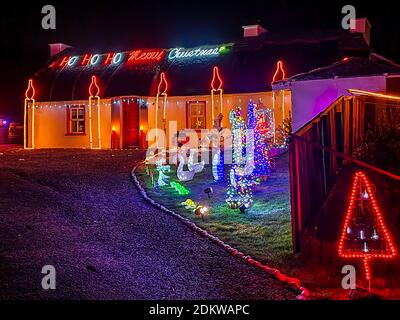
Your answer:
(136, 152), (400, 299)
(135, 152), (294, 269)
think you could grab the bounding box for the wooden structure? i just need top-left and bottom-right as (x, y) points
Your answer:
(289, 93), (400, 256)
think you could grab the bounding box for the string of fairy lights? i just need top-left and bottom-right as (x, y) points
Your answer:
(28, 96), (288, 110)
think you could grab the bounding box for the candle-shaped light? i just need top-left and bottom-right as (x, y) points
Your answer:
(211, 66), (224, 127)
(155, 72), (168, 148)
(88, 75), (101, 149)
(271, 60), (286, 144)
(89, 75), (100, 97)
(158, 72), (168, 120)
(24, 79), (35, 149)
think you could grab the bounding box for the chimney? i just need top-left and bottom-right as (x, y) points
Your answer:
(49, 43), (71, 57)
(242, 24), (267, 37)
(350, 18), (371, 47)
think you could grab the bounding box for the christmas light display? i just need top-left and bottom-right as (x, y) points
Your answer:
(244, 101), (256, 176)
(88, 75), (102, 149)
(348, 89), (400, 101)
(253, 105), (272, 179)
(128, 50), (164, 63)
(272, 60), (286, 82)
(155, 158), (170, 187)
(211, 66), (223, 127)
(212, 149), (225, 181)
(194, 205), (209, 221)
(177, 154), (196, 181)
(170, 181), (190, 195)
(275, 111), (292, 147)
(155, 72), (168, 147)
(52, 49), (164, 69)
(181, 199), (197, 210)
(24, 79), (35, 149)
(158, 170), (169, 187)
(271, 60), (286, 144)
(168, 45), (230, 60)
(230, 107), (246, 165)
(338, 171), (397, 284)
(188, 149), (205, 173)
(225, 106), (255, 210)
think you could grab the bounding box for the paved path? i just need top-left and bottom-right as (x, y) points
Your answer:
(0, 147), (296, 299)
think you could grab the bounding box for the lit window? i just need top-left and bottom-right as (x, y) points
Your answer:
(188, 101), (206, 129)
(67, 105), (85, 134)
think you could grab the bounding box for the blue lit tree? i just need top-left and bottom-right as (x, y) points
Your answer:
(226, 106), (255, 210)
(253, 106), (271, 179)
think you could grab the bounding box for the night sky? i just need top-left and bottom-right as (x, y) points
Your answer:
(1, 0), (399, 119)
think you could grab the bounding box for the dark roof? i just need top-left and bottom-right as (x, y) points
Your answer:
(33, 30), (371, 101)
(286, 56), (400, 82)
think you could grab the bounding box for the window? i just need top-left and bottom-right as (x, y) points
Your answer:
(187, 101), (206, 129)
(67, 105), (85, 134)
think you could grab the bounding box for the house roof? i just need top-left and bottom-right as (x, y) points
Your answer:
(282, 55), (400, 82)
(33, 29), (371, 101)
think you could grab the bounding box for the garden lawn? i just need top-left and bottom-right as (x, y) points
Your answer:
(136, 152), (293, 268)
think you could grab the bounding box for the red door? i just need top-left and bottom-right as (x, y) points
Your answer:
(123, 99), (140, 148)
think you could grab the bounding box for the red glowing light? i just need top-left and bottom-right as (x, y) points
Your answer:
(104, 53), (115, 65)
(59, 56), (71, 68)
(338, 171), (397, 281)
(128, 49), (165, 63)
(25, 79), (35, 100)
(157, 72), (168, 96)
(211, 66), (223, 91)
(81, 54), (92, 66)
(89, 75), (100, 97)
(272, 60), (286, 82)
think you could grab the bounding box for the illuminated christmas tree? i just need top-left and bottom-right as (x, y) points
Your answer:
(246, 101), (256, 179)
(212, 149), (224, 181)
(253, 104), (272, 179)
(338, 171), (397, 285)
(225, 106), (255, 211)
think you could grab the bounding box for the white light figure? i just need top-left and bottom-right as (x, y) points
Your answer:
(177, 154), (195, 182)
(188, 149), (205, 173)
(158, 170), (169, 187)
(155, 157), (170, 187)
(212, 149), (224, 181)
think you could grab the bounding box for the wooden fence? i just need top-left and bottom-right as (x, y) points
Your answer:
(289, 94), (400, 257)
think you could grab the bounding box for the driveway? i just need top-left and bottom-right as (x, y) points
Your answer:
(0, 147), (296, 299)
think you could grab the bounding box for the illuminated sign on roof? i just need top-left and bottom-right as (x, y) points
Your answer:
(50, 49), (165, 69)
(49, 44), (232, 69)
(168, 44), (232, 60)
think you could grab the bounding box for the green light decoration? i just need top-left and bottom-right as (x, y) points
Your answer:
(158, 170), (169, 187)
(218, 45), (231, 55)
(170, 181), (190, 195)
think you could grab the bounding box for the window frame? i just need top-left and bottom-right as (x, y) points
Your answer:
(186, 101), (207, 130)
(66, 104), (86, 135)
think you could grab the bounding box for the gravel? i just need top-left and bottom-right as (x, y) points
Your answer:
(0, 147), (296, 300)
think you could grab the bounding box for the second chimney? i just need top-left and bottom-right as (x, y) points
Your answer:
(48, 43), (71, 57)
(242, 24), (267, 37)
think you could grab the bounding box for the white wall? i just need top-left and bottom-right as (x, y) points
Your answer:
(290, 76), (387, 132)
